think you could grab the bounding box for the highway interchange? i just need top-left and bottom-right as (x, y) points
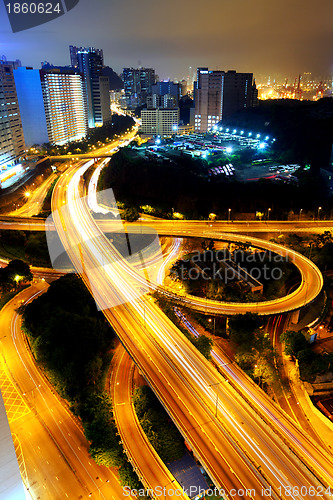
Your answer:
(1, 131), (333, 499)
(48, 148), (333, 499)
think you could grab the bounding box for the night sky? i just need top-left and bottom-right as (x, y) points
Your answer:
(1, 0), (332, 81)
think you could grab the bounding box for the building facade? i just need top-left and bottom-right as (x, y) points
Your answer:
(0, 60), (25, 169)
(141, 108), (179, 136)
(151, 81), (181, 104)
(77, 49), (111, 127)
(122, 67), (156, 107)
(41, 69), (88, 145)
(13, 67), (49, 146)
(70, 45), (104, 69)
(194, 68), (257, 132)
(147, 93), (177, 109)
(14, 67), (88, 146)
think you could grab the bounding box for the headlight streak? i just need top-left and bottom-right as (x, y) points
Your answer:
(50, 159), (333, 500)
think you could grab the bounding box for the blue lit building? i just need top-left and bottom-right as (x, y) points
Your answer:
(77, 49), (111, 128)
(14, 67), (48, 147)
(151, 81), (181, 104)
(122, 67), (156, 108)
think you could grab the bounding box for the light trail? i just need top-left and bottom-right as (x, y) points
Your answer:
(49, 158), (333, 500)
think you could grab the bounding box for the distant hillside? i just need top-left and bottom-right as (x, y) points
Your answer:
(102, 66), (124, 90)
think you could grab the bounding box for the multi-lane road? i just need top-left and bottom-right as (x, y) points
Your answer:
(1, 133), (332, 498)
(49, 158), (333, 499)
(110, 346), (189, 500)
(0, 284), (126, 499)
(1, 216), (333, 233)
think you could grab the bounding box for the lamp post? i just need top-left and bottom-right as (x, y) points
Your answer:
(317, 206), (322, 220)
(228, 208), (231, 222)
(208, 317), (216, 335)
(208, 382), (221, 418)
(299, 208), (303, 221)
(267, 208), (271, 220)
(14, 275), (21, 289)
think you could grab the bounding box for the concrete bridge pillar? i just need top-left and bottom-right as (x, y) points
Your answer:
(291, 309), (300, 324)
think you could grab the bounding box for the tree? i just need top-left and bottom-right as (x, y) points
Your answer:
(118, 463), (142, 490)
(122, 207), (140, 222)
(195, 335), (214, 360)
(7, 259), (32, 281)
(89, 446), (124, 468)
(133, 385), (185, 462)
(228, 312), (263, 347)
(0, 259), (32, 290)
(280, 330), (308, 358)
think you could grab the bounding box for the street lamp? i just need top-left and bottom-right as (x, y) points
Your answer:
(208, 317), (216, 335)
(317, 206), (322, 220)
(208, 382), (221, 418)
(228, 208), (231, 222)
(299, 208), (303, 221)
(14, 275), (21, 289)
(267, 208), (271, 220)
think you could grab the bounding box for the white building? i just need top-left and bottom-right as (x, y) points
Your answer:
(14, 67), (88, 146)
(194, 68), (257, 133)
(41, 70), (88, 145)
(141, 108), (179, 137)
(0, 61), (25, 169)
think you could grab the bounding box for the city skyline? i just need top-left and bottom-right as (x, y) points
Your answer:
(0, 0), (333, 81)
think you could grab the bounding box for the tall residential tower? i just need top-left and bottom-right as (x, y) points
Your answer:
(122, 67), (156, 108)
(14, 67), (88, 146)
(194, 68), (258, 132)
(77, 48), (111, 128)
(0, 59), (25, 169)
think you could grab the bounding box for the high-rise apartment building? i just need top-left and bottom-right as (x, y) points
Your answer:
(77, 49), (111, 127)
(0, 83), (16, 169)
(0, 60), (25, 169)
(122, 67), (156, 107)
(147, 94), (177, 109)
(14, 67), (88, 146)
(194, 68), (257, 132)
(141, 108), (179, 136)
(41, 69), (88, 145)
(151, 81), (181, 104)
(70, 45), (104, 69)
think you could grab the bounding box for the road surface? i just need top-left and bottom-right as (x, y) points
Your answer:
(50, 159), (333, 500)
(0, 284), (128, 500)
